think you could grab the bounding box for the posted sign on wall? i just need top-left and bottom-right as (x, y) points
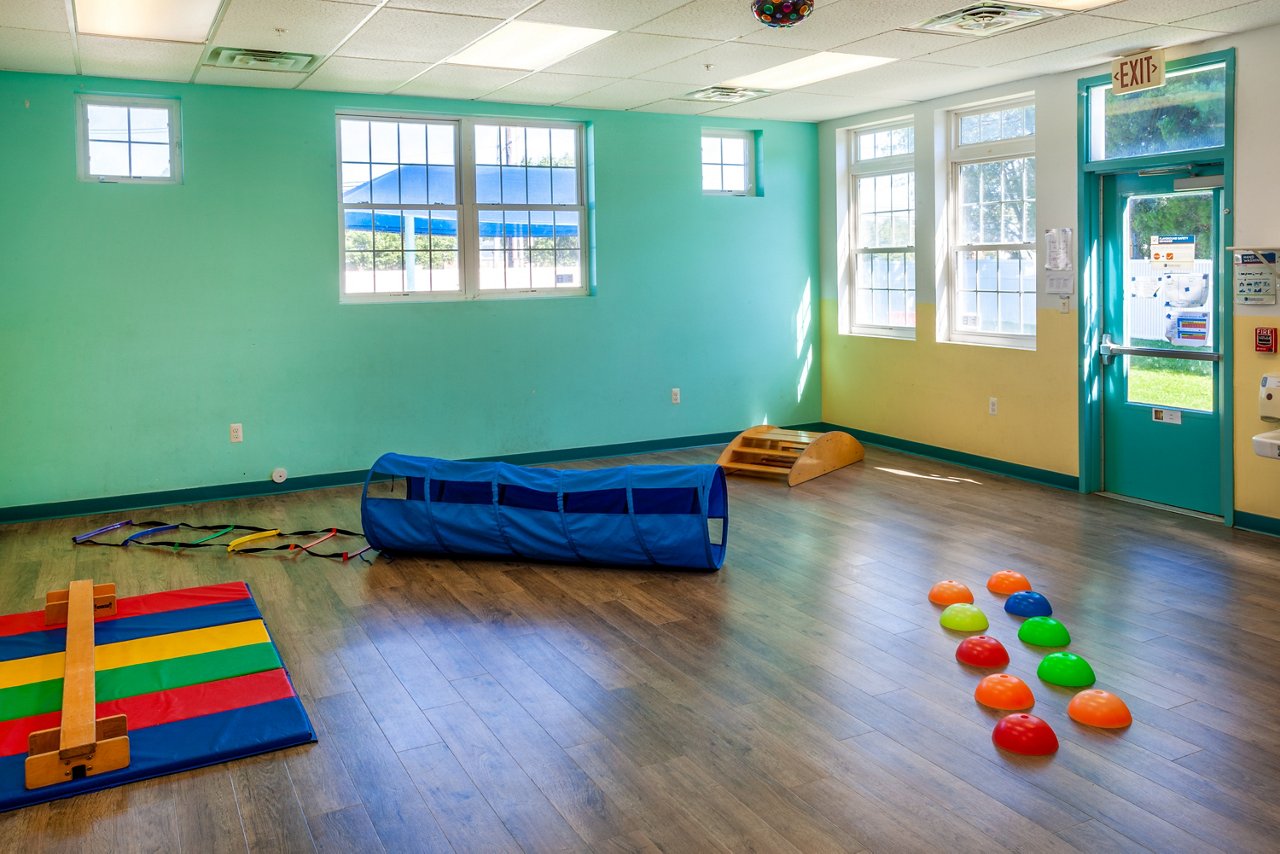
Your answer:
(1112, 49), (1166, 95)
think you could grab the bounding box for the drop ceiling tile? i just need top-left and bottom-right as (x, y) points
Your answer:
(212, 0), (375, 56)
(921, 13), (1148, 67)
(485, 72), (618, 105)
(560, 79), (694, 110)
(637, 41), (811, 86)
(519, 0), (689, 31)
(0, 0), (67, 33)
(338, 9), (501, 63)
(996, 24), (1224, 75)
(300, 56), (425, 93)
(0, 27), (74, 73)
(1174, 0), (1280, 32)
(836, 29), (976, 60)
(706, 91), (916, 122)
(738, 0), (961, 51)
(395, 63), (526, 99)
(633, 0), (763, 41)
(630, 98), (722, 115)
(79, 36), (203, 82)
(389, 0), (529, 16)
(194, 66), (309, 88)
(799, 59), (1026, 101)
(545, 33), (718, 78)
(1085, 0), (1247, 26)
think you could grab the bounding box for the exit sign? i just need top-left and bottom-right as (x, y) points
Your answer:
(1112, 49), (1166, 95)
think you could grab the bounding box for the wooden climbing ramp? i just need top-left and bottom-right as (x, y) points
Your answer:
(716, 425), (864, 487)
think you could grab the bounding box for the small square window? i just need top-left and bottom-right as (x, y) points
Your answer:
(77, 95), (182, 184)
(701, 130), (755, 196)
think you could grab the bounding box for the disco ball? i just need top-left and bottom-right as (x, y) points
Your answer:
(751, 1), (814, 28)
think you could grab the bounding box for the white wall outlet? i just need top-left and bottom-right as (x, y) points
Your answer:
(671, 387), (681, 404)
(230, 422), (244, 443)
(271, 467), (288, 483)
(988, 397), (998, 416)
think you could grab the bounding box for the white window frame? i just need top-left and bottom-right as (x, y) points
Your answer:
(75, 94), (182, 184)
(701, 129), (756, 196)
(847, 120), (916, 339)
(337, 111), (589, 303)
(945, 97), (1037, 349)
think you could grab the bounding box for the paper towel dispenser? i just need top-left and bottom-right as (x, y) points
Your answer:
(1262, 374), (1280, 422)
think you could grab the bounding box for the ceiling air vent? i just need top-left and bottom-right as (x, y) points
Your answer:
(205, 47), (318, 73)
(903, 3), (1064, 37)
(680, 86), (774, 104)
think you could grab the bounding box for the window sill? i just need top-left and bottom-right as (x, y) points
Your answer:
(942, 332), (1037, 351)
(842, 324), (916, 341)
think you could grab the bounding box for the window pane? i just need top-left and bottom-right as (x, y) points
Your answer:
(526, 127), (551, 166)
(702, 135), (721, 164)
(550, 128), (575, 166)
(88, 140), (129, 176)
(479, 210), (503, 251)
(724, 165), (746, 193)
(722, 138), (746, 165)
(476, 164), (501, 204)
(342, 163), (371, 203)
(87, 105), (129, 141)
(370, 121), (398, 163)
(401, 164), (427, 204)
(346, 252), (374, 293)
(399, 123), (427, 164)
(552, 167), (577, 204)
(501, 165), (528, 204)
(130, 142), (170, 178)
(503, 126), (526, 165)
(375, 251), (404, 292)
(371, 163), (399, 204)
(703, 165), (722, 192)
(527, 167), (553, 204)
(427, 123), (454, 165)
(129, 108), (169, 143)
(1091, 63), (1226, 161)
(555, 210), (580, 249)
(341, 120), (370, 162)
(344, 211), (373, 251)
(475, 124), (500, 165)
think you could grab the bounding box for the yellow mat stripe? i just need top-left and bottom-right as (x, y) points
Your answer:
(0, 620), (270, 690)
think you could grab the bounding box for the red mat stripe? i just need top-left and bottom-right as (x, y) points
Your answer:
(0, 668), (295, 757)
(0, 582), (251, 638)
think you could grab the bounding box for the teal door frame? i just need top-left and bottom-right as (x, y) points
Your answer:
(1076, 49), (1236, 524)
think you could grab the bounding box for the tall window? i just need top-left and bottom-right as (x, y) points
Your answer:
(949, 99), (1036, 343)
(338, 114), (587, 301)
(76, 95), (181, 183)
(701, 130), (755, 195)
(849, 122), (915, 332)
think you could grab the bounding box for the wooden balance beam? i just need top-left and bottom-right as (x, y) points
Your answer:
(25, 580), (131, 790)
(717, 425), (864, 487)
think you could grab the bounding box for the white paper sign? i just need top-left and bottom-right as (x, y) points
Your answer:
(1151, 235), (1195, 268)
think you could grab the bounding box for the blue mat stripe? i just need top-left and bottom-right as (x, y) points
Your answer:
(0, 599), (263, 664)
(0, 697), (315, 812)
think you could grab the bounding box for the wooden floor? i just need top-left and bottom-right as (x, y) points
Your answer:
(2, 445), (1280, 853)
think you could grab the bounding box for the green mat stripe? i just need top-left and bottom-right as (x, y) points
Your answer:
(0, 642), (283, 722)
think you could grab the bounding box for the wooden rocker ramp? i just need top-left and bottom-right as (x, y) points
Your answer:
(716, 425), (864, 487)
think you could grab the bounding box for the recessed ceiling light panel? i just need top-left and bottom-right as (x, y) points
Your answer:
(723, 52), (894, 91)
(903, 3), (1065, 37)
(445, 21), (615, 71)
(76, 0), (223, 43)
(680, 86), (774, 104)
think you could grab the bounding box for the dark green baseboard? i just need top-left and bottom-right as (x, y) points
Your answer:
(1234, 511), (1280, 538)
(0, 430), (741, 525)
(796, 421), (1081, 491)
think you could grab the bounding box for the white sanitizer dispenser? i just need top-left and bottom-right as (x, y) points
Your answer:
(1253, 375), (1280, 460)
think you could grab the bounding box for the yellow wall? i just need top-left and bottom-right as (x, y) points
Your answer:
(1235, 315), (1280, 517)
(821, 302), (1079, 475)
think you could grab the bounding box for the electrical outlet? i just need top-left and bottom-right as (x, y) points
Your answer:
(230, 423), (244, 443)
(988, 397), (998, 416)
(671, 388), (681, 405)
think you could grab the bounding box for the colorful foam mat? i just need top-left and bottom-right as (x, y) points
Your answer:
(0, 581), (315, 812)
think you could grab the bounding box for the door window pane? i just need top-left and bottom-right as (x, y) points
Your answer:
(1090, 63), (1226, 161)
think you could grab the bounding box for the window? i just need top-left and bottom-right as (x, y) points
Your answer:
(76, 95), (181, 183)
(1088, 62), (1226, 161)
(849, 122), (915, 333)
(339, 114), (587, 301)
(701, 130), (755, 195)
(948, 99), (1036, 344)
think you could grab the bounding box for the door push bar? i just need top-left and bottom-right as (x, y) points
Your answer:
(1098, 333), (1222, 366)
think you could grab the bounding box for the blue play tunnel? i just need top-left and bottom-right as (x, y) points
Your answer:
(361, 454), (728, 570)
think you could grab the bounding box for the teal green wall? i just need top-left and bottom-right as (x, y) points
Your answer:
(0, 72), (820, 509)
